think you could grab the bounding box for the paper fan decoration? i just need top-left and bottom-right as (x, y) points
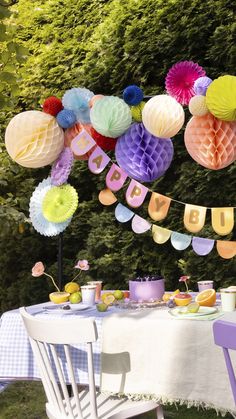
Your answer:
(142, 95), (185, 138)
(184, 113), (236, 170)
(42, 184), (78, 223)
(5, 111), (64, 168)
(165, 61), (206, 105)
(29, 178), (71, 236)
(206, 75), (236, 121)
(51, 147), (74, 186)
(115, 122), (174, 182)
(90, 96), (132, 138)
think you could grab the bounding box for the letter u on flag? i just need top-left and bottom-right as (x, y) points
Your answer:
(184, 204), (207, 233)
(211, 207), (234, 235)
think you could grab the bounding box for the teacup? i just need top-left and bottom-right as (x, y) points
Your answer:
(197, 281), (214, 292)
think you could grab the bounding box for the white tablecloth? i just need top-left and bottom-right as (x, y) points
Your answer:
(1, 301), (236, 415)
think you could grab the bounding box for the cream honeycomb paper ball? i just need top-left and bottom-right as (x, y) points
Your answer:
(142, 95), (185, 138)
(5, 111), (64, 168)
(189, 95), (209, 116)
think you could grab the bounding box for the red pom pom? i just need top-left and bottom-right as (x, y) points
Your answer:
(91, 127), (117, 151)
(43, 96), (63, 116)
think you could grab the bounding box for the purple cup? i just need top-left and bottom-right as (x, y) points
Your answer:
(197, 281), (214, 292)
(129, 279), (165, 302)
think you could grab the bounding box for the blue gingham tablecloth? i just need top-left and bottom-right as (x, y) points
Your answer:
(0, 302), (114, 387)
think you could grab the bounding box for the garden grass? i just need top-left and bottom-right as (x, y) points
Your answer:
(0, 381), (234, 419)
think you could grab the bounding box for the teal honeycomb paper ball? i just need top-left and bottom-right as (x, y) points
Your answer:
(90, 96), (132, 138)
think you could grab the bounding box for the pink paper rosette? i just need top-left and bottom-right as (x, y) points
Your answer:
(165, 61), (206, 105)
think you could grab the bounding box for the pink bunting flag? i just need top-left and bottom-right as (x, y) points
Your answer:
(71, 129), (96, 156)
(106, 163), (128, 192)
(88, 146), (110, 174)
(126, 179), (149, 208)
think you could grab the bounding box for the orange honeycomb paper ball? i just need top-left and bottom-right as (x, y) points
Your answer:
(64, 122), (96, 160)
(184, 113), (236, 170)
(5, 111), (64, 168)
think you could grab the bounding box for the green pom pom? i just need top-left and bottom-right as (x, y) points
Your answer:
(131, 101), (145, 122)
(42, 184), (78, 223)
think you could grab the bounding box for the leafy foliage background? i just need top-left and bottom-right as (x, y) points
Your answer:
(0, 0), (235, 311)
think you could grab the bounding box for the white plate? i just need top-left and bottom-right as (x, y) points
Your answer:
(43, 303), (92, 314)
(169, 306), (217, 318)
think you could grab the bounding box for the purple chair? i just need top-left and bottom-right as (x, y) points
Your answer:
(213, 320), (236, 404)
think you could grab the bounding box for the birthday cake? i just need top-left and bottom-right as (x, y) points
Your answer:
(129, 276), (165, 302)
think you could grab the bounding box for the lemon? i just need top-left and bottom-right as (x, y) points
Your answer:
(162, 293), (171, 302)
(103, 294), (115, 306)
(101, 292), (113, 302)
(187, 302), (200, 313)
(49, 292), (70, 304)
(113, 290), (124, 300)
(64, 282), (80, 294)
(171, 289), (180, 296)
(96, 303), (108, 312)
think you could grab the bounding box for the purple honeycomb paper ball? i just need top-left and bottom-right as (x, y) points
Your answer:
(115, 123), (174, 182)
(194, 76), (212, 96)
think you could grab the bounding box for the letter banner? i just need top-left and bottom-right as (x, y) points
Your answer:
(216, 241), (236, 259)
(98, 189), (117, 206)
(88, 146), (110, 174)
(126, 179), (149, 208)
(71, 129), (96, 156)
(211, 207), (234, 236)
(148, 192), (171, 221)
(152, 225), (171, 244)
(184, 204), (206, 233)
(106, 163), (128, 192)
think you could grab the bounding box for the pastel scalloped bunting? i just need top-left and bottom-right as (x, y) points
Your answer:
(115, 203), (134, 223)
(131, 215), (151, 234)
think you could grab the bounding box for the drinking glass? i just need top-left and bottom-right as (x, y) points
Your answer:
(81, 285), (96, 306)
(87, 281), (103, 302)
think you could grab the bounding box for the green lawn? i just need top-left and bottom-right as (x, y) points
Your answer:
(0, 382), (234, 419)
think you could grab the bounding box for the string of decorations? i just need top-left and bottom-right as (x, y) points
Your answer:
(3, 61), (236, 256)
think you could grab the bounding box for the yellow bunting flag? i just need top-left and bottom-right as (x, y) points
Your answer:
(184, 204), (207, 233)
(98, 189), (117, 206)
(152, 225), (171, 244)
(216, 241), (236, 259)
(211, 207), (234, 236)
(148, 192), (171, 221)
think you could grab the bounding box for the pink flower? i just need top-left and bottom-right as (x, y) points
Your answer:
(32, 262), (45, 277)
(179, 275), (190, 293)
(74, 260), (90, 271)
(179, 275), (190, 282)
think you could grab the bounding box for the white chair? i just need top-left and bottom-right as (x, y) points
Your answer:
(20, 307), (164, 419)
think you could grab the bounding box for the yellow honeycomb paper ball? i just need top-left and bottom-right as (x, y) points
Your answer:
(206, 75), (236, 121)
(5, 110), (64, 168)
